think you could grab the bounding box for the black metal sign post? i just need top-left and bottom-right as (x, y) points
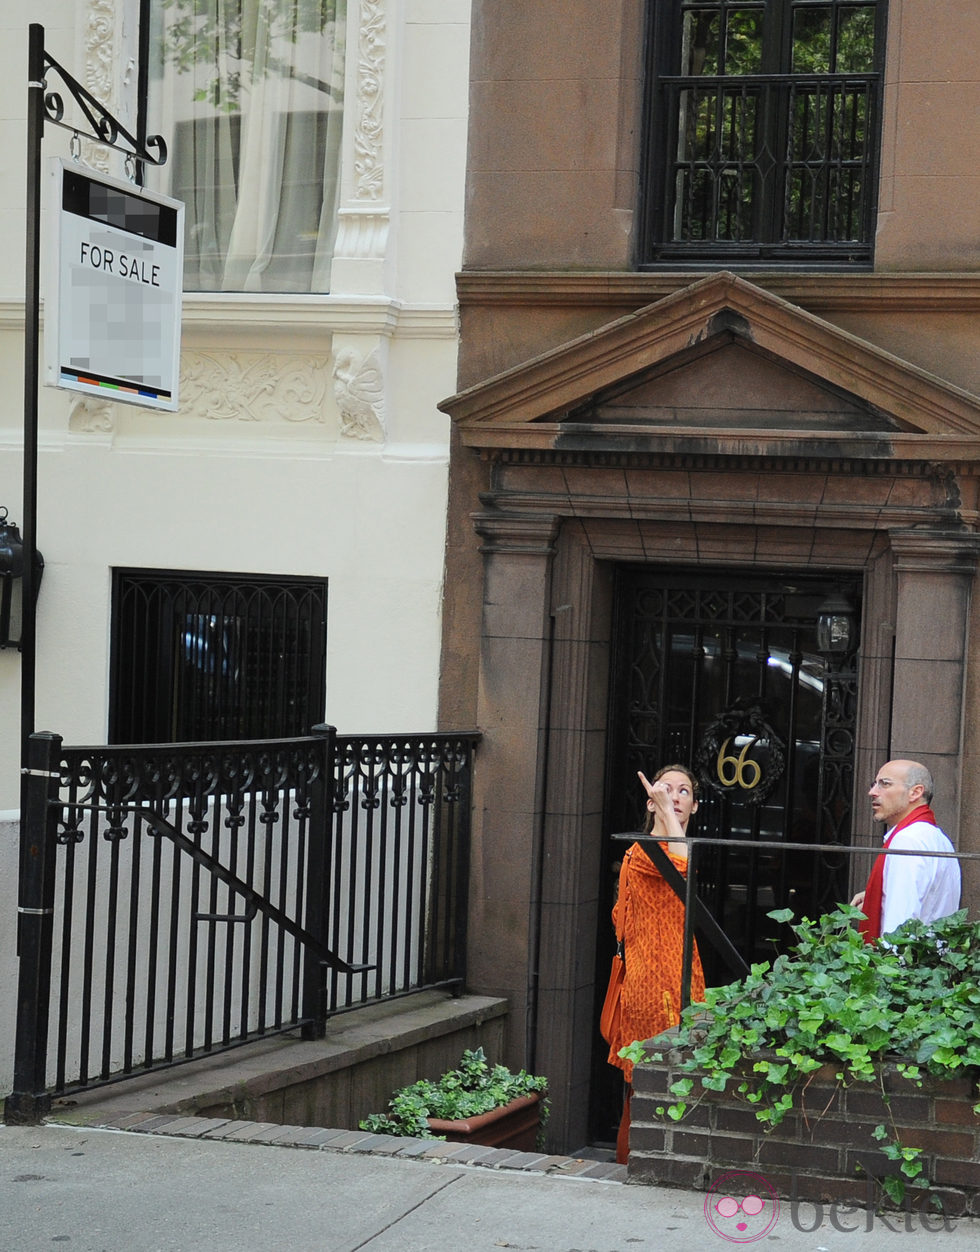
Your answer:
(9, 24), (168, 1125)
(6, 733), (61, 1124)
(22, 24), (45, 775)
(21, 22), (168, 763)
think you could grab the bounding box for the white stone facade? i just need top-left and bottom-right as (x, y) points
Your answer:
(0, 0), (470, 1097)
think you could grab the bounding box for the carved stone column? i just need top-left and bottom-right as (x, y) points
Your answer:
(467, 507), (560, 1070)
(322, 0), (392, 443)
(888, 528), (980, 837)
(331, 0), (390, 297)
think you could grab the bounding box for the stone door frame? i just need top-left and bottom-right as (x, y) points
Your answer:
(469, 461), (979, 1149)
(441, 274), (980, 1151)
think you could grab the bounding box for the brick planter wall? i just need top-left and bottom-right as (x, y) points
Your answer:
(629, 1048), (980, 1218)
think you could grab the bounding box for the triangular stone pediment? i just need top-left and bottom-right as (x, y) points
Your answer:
(441, 273), (980, 459)
(566, 330), (906, 433)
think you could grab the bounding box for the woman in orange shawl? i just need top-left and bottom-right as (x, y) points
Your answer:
(607, 764), (705, 1163)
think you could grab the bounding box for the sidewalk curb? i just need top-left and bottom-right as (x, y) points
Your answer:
(57, 1110), (629, 1184)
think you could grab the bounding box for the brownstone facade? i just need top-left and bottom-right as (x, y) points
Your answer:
(440, 2), (980, 1153)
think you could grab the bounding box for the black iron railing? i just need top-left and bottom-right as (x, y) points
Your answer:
(329, 735), (474, 1008)
(6, 727), (477, 1121)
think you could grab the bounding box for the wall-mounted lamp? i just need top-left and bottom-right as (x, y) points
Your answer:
(0, 507), (43, 650)
(816, 590), (856, 656)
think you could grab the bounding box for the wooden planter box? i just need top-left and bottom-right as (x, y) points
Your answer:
(629, 1048), (980, 1218)
(427, 1092), (544, 1151)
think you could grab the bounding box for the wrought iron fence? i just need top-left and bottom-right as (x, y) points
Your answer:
(7, 727), (477, 1120)
(329, 735), (473, 1009)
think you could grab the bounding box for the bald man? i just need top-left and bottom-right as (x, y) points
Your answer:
(850, 759), (961, 941)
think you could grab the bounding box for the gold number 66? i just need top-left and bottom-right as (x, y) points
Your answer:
(716, 737), (762, 790)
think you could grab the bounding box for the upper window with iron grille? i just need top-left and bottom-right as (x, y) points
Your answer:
(639, 0), (886, 266)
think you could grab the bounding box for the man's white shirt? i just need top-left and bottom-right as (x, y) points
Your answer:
(880, 819), (961, 935)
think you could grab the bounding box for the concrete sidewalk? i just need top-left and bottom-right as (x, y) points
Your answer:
(4, 1119), (980, 1251)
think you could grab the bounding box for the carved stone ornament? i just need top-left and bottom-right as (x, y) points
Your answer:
(181, 351), (330, 424)
(333, 347), (385, 440)
(354, 0), (385, 200)
(82, 0), (117, 173)
(695, 701), (787, 806)
(69, 396), (115, 433)
(334, 209), (389, 258)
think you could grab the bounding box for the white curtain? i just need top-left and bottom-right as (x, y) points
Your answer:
(149, 0), (346, 293)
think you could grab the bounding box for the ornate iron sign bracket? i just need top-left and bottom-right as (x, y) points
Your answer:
(32, 42), (167, 167)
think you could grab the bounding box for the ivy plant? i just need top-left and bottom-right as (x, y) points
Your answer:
(359, 1047), (548, 1139)
(621, 906), (980, 1203)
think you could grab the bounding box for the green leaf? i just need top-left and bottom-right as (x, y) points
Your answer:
(901, 1154), (924, 1180)
(358, 1049), (547, 1138)
(631, 903), (980, 1180)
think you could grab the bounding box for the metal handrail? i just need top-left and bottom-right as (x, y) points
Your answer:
(613, 831), (980, 1012)
(56, 802), (373, 975)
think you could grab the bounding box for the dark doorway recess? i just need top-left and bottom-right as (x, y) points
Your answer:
(590, 566), (861, 1144)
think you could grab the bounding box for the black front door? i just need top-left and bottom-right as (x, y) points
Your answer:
(590, 566), (861, 1143)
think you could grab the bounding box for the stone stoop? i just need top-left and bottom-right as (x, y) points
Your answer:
(50, 991), (509, 1131)
(44, 989), (624, 1180)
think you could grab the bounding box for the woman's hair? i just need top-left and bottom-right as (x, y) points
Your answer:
(642, 763), (700, 834)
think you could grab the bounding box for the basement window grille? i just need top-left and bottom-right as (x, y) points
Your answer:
(110, 569), (327, 744)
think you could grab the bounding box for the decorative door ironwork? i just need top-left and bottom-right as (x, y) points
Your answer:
(606, 567), (861, 978)
(591, 566), (860, 1144)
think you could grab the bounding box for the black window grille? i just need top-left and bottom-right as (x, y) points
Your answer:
(640, 0), (887, 265)
(110, 570), (328, 744)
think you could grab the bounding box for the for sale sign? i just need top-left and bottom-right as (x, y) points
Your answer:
(45, 159), (183, 411)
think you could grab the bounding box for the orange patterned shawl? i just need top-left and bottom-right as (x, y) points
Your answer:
(606, 841), (705, 1082)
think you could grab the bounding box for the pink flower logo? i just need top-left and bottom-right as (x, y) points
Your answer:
(704, 1170), (780, 1242)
